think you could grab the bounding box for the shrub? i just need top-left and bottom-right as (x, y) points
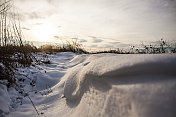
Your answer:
(131, 39), (176, 54)
(0, 0), (37, 85)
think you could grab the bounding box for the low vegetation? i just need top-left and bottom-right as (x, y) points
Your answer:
(130, 39), (176, 54)
(38, 40), (88, 54)
(0, 0), (35, 85)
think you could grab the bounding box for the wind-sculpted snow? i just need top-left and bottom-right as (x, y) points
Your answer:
(62, 54), (176, 117)
(4, 53), (176, 117)
(64, 54), (176, 100)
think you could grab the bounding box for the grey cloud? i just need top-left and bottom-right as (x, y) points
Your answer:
(45, 10), (59, 17)
(79, 39), (87, 43)
(22, 27), (30, 30)
(46, 0), (62, 6)
(98, 41), (130, 49)
(93, 39), (103, 43)
(47, 0), (52, 3)
(113, 42), (130, 48)
(18, 11), (50, 20)
(28, 12), (45, 19)
(15, 0), (27, 2)
(13, 11), (44, 20)
(108, 42), (120, 45)
(71, 37), (78, 39)
(54, 36), (59, 39)
(89, 45), (98, 48)
(46, 0), (55, 3)
(8, 11), (26, 21)
(100, 44), (116, 49)
(46, 0), (58, 4)
(33, 23), (43, 25)
(117, 43), (131, 48)
(18, 14), (26, 21)
(89, 36), (103, 43)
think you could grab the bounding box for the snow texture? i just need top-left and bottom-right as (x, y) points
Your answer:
(0, 84), (10, 117)
(1, 53), (176, 117)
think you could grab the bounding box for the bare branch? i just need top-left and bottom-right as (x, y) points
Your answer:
(0, 0), (11, 8)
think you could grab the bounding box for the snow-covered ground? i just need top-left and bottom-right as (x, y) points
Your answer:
(1, 53), (176, 117)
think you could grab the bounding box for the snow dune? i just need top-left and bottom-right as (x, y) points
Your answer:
(4, 53), (176, 117)
(61, 54), (176, 117)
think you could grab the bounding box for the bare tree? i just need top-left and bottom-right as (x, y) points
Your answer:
(0, 0), (23, 46)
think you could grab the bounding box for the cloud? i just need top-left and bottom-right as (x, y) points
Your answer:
(89, 36), (103, 43)
(100, 44), (116, 49)
(11, 11), (45, 22)
(46, 0), (53, 3)
(79, 39), (87, 43)
(13, 0), (176, 48)
(33, 23), (43, 25)
(28, 12), (45, 19)
(108, 42), (120, 45)
(96, 42), (130, 49)
(58, 26), (62, 28)
(89, 45), (98, 48)
(117, 43), (131, 48)
(22, 27), (30, 30)
(54, 36), (59, 39)
(14, 0), (59, 20)
(18, 14), (26, 21)
(8, 11), (26, 21)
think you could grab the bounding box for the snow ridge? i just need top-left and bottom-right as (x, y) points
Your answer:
(63, 54), (176, 101)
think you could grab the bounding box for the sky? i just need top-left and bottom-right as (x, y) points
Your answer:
(12, 0), (176, 49)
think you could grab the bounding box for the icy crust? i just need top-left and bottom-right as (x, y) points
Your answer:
(63, 54), (176, 101)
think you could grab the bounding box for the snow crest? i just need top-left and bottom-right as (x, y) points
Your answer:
(63, 54), (176, 101)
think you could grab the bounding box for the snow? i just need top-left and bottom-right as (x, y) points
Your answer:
(0, 83), (10, 116)
(1, 53), (176, 117)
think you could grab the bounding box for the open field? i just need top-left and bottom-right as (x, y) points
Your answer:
(1, 0), (176, 117)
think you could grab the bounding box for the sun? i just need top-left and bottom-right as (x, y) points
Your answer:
(33, 22), (57, 42)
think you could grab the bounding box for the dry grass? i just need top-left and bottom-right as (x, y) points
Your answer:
(130, 39), (176, 54)
(36, 39), (176, 54)
(37, 40), (89, 54)
(0, 0), (36, 85)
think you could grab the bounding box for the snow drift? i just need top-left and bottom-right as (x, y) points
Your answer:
(4, 53), (176, 117)
(64, 54), (176, 100)
(62, 54), (176, 117)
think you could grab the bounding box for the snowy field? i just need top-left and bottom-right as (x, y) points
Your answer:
(1, 53), (176, 117)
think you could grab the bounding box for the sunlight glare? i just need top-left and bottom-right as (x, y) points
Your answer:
(33, 22), (57, 42)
